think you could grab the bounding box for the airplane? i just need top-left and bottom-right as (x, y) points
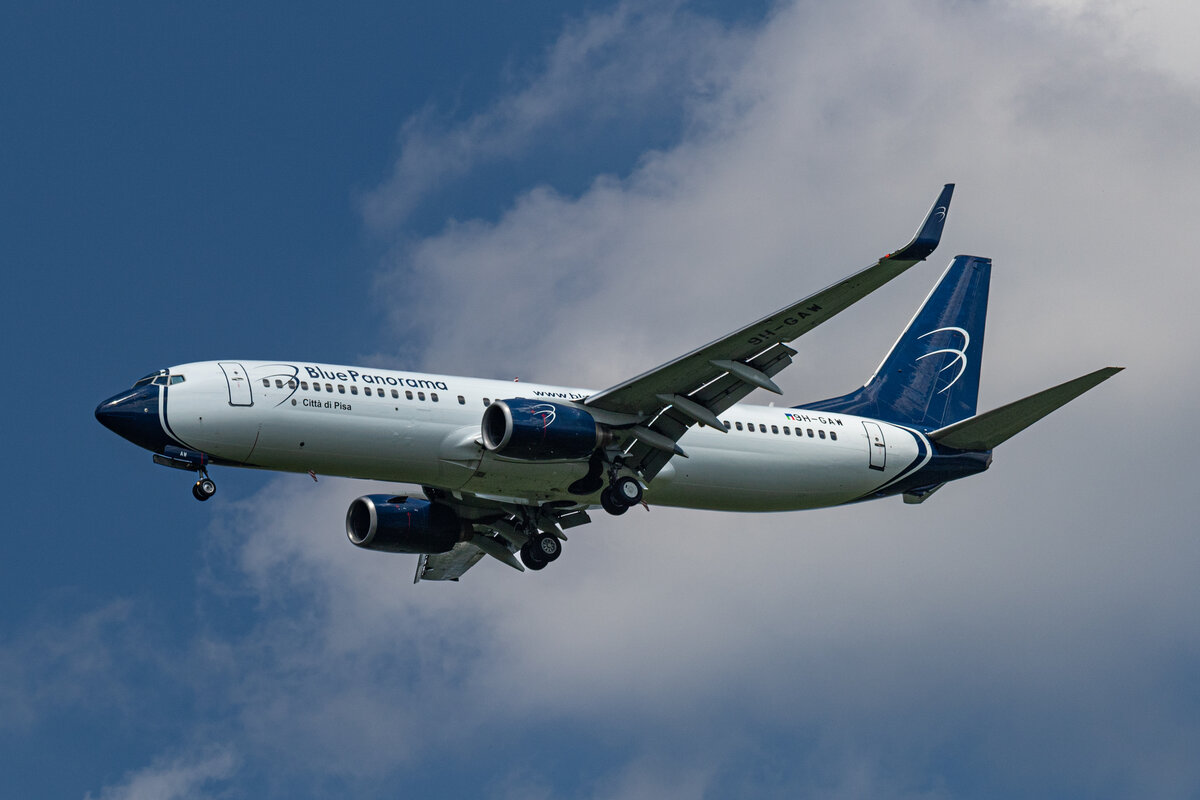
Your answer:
(95, 185), (1121, 582)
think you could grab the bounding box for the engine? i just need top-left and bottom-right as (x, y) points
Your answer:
(345, 495), (463, 554)
(481, 398), (608, 460)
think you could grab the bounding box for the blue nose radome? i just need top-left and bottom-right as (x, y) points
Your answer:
(95, 385), (172, 453)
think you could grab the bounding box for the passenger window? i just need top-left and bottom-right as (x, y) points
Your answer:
(830, 431), (838, 441)
(406, 391), (414, 400)
(807, 429), (814, 437)
(783, 426), (790, 435)
(350, 386), (358, 395)
(262, 379), (270, 387)
(300, 381), (308, 390)
(275, 379), (283, 388)
(364, 387), (372, 396)
(325, 383), (333, 392)
(431, 392), (439, 402)
(392, 389), (399, 399)
(458, 395), (465, 405)
(418, 392), (426, 401)
(288, 379), (297, 389)
(735, 422), (743, 431)
(483, 398), (491, 406)
(819, 430), (826, 439)
(338, 385), (345, 394)
(759, 424), (767, 433)
(723, 420), (731, 429)
(771, 425), (779, 434)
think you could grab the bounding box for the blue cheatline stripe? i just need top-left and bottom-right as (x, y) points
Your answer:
(857, 426), (931, 500)
(159, 384), (194, 450)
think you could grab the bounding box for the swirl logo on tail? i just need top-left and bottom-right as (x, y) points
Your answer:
(917, 326), (969, 393)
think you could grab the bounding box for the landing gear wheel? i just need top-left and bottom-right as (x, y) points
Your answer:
(600, 488), (628, 516)
(613, 476), (643, 506)
(520, 542), (548, 570)
(530, 532), (562, 563)
(192, 477), (216, 502)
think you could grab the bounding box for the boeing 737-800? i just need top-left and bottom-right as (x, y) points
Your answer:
(96, 185), (1121, 582)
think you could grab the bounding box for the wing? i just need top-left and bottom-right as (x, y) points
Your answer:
(415, 543), (486, 583)
(585, 184), (955, 480)
(414, 491), (593, 582)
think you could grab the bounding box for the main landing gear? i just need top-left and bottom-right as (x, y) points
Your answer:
(600, 474), (643, 516)
(519, 531), (562, 570)
(192, 473), (216, 502)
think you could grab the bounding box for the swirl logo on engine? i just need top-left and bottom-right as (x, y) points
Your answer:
(530, 403), (557, 428)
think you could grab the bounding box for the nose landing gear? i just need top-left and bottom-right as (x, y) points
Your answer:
(151, 446), (218, 502)
(192, 475), (216, 501)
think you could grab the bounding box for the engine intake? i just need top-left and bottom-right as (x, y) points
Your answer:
(345, 495), (463, 554)
(481, 398), (606, 460)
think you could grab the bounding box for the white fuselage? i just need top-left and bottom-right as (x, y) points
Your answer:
(161, 361), (928, 511)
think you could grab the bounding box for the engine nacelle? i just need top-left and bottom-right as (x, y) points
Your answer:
(345, 495), (463, 554)
(481, 398), (606, 460)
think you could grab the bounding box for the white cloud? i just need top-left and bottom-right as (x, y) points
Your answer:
(1021, 0), (1200, 86)
(0, 601), (141, 731)
(86, 747), (237, 800)
(373, 0), (1200, 406)
(361, 1), (755, 231)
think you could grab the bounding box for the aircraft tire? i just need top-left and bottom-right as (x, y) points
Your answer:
(520, 542), (548, 570)
(613, 476), (643, 506)
(193, 478), (216, 501)
(531, 532), (562, 563)
(600, 488), (628, 516)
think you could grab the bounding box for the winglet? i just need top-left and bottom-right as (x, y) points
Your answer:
(888, 183), (955, 262)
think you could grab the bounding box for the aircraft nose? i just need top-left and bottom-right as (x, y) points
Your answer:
(95, 385), (172, 452)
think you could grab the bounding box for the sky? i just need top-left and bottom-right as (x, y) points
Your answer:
(4, 0), (1200, 797)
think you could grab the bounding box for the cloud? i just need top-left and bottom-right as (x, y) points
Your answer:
(360, 1), (755, 231)
(85, 747), (237, 800)
(1023, 0), (1200, 87)
(372, 0), (1200, 406)
(77, 0), (1200, 796)
(0, 600), (142, 731)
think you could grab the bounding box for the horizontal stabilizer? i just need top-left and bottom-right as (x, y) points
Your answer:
(929, 367), (1122, 451)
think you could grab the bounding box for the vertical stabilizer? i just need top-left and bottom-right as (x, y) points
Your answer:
(801, 255), (991, 429)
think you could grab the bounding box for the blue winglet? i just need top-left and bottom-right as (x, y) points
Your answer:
(888, 183), (955, 262)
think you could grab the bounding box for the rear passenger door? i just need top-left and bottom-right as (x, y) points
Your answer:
(862, 421), (886, 470)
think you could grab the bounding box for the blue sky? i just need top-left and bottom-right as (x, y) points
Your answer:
(4, 1), (1200, 797)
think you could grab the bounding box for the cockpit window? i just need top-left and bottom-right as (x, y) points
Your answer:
(170, 375), (185, 385)
(152, 375), (169, 386)
(132, 372), (162, 388)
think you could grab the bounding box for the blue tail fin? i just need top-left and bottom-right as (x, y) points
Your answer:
(800, 255), (991, 430)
